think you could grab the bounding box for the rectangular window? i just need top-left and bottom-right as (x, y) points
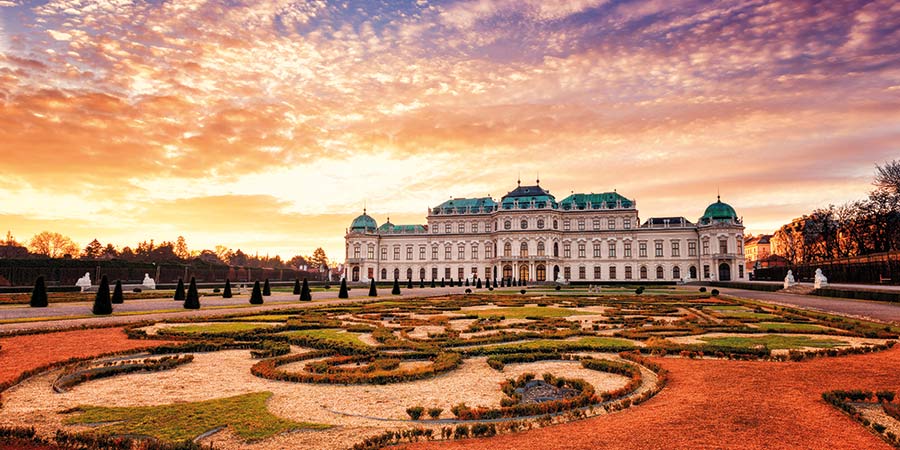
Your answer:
(608, 218), (615, 229)
(459, 223), (465, 233)
(609, 266), (617, 279)
(624, 218), (631, 229)
(719, 239), (728, 254)
(354, 247), (360, 258)
(624, 242), (632, 258)
(593, 266), (601, 279)
(486, 244), (493, 259)
(472, 223), (478, 233)
(578, 220), (585, 230)
(564, 244), (571, 258)
(432, 268), (438, 280)
(608, 242), (617, 258)
(689, 241), (698, 257)
(393, 247), (400, 260)
(639, 242), (647, 257)
(368, 247), (374, 259)
(432, 226), (438, 234)
(485, 222), (492, 232)
(592, 219), (601, 230)
(702, 240), (709, 255)
(445, 268), (451, 279)
(445, 246), (451, 260)
(578, 266), (586, 279)
(739, 265), (744, 278)
(444, 223), (451, 233)
(485, 267), (492, 279)
(563, 220), (571, 231)
(578, 244), (586, 258)
(458, 246), (465, 260)
(593, 243), (601, 258)
(472, 246), (479, 260)
(381, 247), (387, 260)
(432, 247), (438, 260)
(458, 267), (464, 280)
(625, 266), (632, 279)
(406, 246), (413, 260)
(564, 267), (571, 280)
(671, 241), (680, 257)
(655, 241), (663, 257)
(703, 265), (710, 278)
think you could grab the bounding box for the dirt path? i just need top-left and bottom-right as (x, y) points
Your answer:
(716, 287), (900, 324)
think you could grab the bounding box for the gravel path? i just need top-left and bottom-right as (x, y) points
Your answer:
(714, 287), (900, 324)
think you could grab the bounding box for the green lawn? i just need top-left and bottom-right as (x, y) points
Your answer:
(280, 328), (367, 346)
(64, 392), (329, 442)
(706, 306), (780, 320)
(754, 322), (828, 333)
(467, 306), (593, 319)
(229, 314), (295, 322)
(700, 334), (848, 350)
(165, 322), (276, 334)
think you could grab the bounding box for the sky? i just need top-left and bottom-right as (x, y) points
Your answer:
(1, 0), (899, 262)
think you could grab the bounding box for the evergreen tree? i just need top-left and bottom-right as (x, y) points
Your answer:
(392, 277), (401, 295)
(292, 279), (301, 295)
(300, 278), (312, 301)
(92, 275), (112, 315)
(184, 277), (201, 309)
(338, 278), (349, 299)
(223, 279), (233, 298)
(368, 278), (377, 297)
(249, 280), (264, 304)
(407, 278), (413, 289)
(263, 278), (272, 296)
(173, 278), (185, 301)
(111, 280), (124, 304)
(476, 278), (482, 289)
(30, 276), (48, 308)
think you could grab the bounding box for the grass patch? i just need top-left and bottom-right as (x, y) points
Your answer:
(754, 322), (829, 333)
(63, 391), (329, 441)
(166, 322), (276, 334)
(706, 306), (780, 320)
(488, 336), (636, 351)
(468, 306), (593, 319)
(699, 334), (848, 350)
(280, 328), (366, 346)
(229, 314), (295, 322)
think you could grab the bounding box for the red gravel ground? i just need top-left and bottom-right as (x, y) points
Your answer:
(405, 348), (900, 450)
(0, 327), (172, 386)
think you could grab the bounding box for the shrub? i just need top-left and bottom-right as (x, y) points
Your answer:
(555, 285), (561, 291)
(293, 279), (301, 295)
(368, 279), (377, 297)
(300, 278), (312, 301)
(427, 407), (443, 419)
(174, 278), (186, 300)
(337, 278), (348, 299)
(453, 425), (470, 439)
(465, 279), (470, 287)
(430, 279), (436, 288)
(488, 287), (494, 291)
(184, 277), (200, 309)
(440, 278), (446, 287)
(711, 289), (720, 296)
(635, 287), (644, 295)
(92, 275), (112, 315)
(699, 287), (707, 293)
(391, 278), (401, 295)
(420, 279), (425, 288)
(263, 278), (272, 296)
(132, 288), (142, 293)
(212, 287), (220, 293)
(465, 288), (472, 294)
(112, 280), (124, 304)
(407, 278), (413, 289)
(323, 284), (330, 289)
(249, 280), (264, 305)
(520, 289), (526, 295)
(30, 276), (48, 308)
(476, 278), (482, 289)
(223, 279), (233, 298)
(406, 406), (425, 420)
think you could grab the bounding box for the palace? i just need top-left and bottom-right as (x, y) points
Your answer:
(344, 181), (745, 284)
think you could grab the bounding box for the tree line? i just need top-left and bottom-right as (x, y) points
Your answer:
(0, 231), (330, 270)
(772, 160), (900, 264)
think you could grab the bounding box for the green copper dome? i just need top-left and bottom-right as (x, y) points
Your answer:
(701, 197), (738, 222)
(349, 211), (377, 232)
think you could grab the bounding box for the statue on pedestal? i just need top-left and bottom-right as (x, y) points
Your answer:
(142, 273), (156, 290)
(814, 268), (828, 289)
(75, 272), (92, 292)
(783, 270), (796, 289)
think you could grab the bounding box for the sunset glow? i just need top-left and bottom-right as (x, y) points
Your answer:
(1, 0), (899, 260)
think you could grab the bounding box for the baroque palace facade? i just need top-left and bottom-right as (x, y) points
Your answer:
(344, 182), (745, 284)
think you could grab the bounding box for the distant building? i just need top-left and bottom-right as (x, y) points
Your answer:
(344, 181), (746, 284)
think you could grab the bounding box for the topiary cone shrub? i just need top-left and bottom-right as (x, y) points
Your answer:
(184, 277), (201, 309)
(465, 278), (470, 287)
(223, 279), (233, 298)
(30, 276), (48, 307)
(338, 278), (349, 299)
(293, 279), (301, 295)
(392, 278), (401, 295)
(419, 279), (425, 289)
(263, 279), (272, 296)
(173, 278), (185, 301)
(300, 278), (312, 301)
(92, 275), (112, 315)
(520, 289), (526, 295)
(430, 278), (436, 288)
(369, 279), (378, 297)
(440, 278), (445, 287)
(476, 278), (482, 289)
(112, 280), (124, 304)
(635, 286), (644, 295)
(250, 280), (264, 304)
(407, 278), (413, 289)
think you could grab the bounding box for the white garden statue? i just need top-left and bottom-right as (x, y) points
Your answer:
(814, 268), (828, 289)
(783, 270), (796, 289)
(142, 273), (156, 290)
(75, 272), (92, 292)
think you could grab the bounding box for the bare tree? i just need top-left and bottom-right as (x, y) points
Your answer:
(874, 160), (900, 194)
(29, 231), (79, 258)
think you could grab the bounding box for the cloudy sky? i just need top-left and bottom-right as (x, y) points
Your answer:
(1, 0), (898, 261)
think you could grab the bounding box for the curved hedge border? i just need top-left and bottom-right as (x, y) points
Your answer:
(251, 350), (462, 385)
(822, 390), (900, 447)
(53, 355), (194, 393)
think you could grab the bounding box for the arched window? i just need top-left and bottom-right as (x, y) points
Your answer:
(381, 268), (387, 280)
(420, 268), (426, 280)
(536, 264), (546, 281)
(553, 220), (558, 229)
(504, 242), (512, 257)
(553, 242), (559, 257)
(393, 268), (400, 280)
(504, 220), (511, 230)
(537, 241), (545, 256)
(689, 266), (697, 279)
(656, 266), (664, 279)
(502, 265), (513, 280)
(352, 266), (359, 282)
(673, 266), (681, 279)
(640, 266), (648, 279)
(520, 242), (528, 257)
(520, 219), (528, 229)
(406, 268), (413, 280)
